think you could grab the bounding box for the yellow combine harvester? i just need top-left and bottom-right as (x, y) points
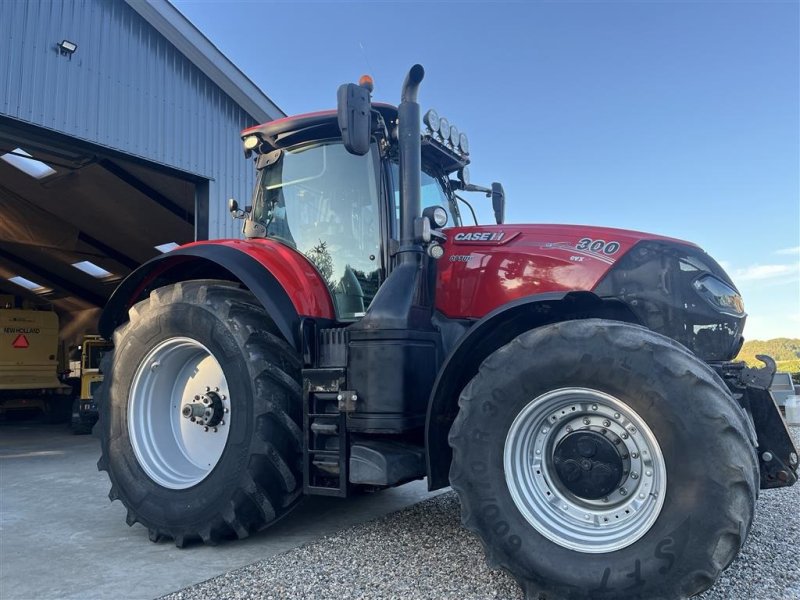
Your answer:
(70, 335), (114, 434)
(0, 295), (73, 421)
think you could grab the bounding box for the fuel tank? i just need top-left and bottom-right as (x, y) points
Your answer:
(435, 224), (693, 319)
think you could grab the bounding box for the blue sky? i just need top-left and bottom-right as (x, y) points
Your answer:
(174, 0), (799, 341)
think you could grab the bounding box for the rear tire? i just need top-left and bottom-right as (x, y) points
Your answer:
(449, 319), (758, 599)
(96, 280), (304, 546)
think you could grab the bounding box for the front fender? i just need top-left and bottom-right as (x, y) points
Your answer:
(425, 291), (640, 490)
(99, 239), (336, 348)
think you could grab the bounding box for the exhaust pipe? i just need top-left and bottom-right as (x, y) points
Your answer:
(397, 64), (425, 264)
(351, 65), (434, 331)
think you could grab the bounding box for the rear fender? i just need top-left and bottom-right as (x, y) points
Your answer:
(99, 240), (336, 349)
(425, 291), (640, 490)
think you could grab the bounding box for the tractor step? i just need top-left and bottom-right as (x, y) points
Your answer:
(349, 440), (425, 486)
(303, 367), (351, 497)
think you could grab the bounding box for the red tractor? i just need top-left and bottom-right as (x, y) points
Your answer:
(96, 65), (797, 599)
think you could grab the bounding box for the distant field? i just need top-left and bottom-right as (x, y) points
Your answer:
(737, 338), (800, 374)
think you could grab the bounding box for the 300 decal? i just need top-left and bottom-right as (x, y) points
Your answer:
(576, 238), (621, 255)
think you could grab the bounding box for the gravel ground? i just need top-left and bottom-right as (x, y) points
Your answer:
(163, 427), (800, 600)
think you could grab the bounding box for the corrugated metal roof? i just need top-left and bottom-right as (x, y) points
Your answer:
(0, 0), (279, 239)
(123, 0), (285, 124)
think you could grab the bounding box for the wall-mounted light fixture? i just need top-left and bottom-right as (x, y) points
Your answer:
(57, 39), (77, 58)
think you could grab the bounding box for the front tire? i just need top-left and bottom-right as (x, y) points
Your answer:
(96, 281), (303, 546)
(449, 319), (758, 599)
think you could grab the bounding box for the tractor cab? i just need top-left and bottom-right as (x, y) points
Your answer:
(236, 101), (483, 320)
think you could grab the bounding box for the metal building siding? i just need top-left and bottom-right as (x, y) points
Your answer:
(0, 0), (260, 239)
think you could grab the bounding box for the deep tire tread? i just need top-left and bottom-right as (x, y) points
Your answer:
(96, 280), (303, 547)
(449, 318), (758, 600)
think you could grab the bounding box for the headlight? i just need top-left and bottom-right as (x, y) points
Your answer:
(449, 125), (459, 148)
(459, 133), (469, 154)
(693, 275), (745, 316)
(432, 206), (448, 228)
(243, 135), (260, 151)
(422, 205), (449, 229)
(424, 109), (440, 133)
(438, 118), (450, 142)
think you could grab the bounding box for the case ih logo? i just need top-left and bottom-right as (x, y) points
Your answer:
(454, 232), (506, 242)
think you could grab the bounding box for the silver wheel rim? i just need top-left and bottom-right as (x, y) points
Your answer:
(504, 387), (666, 553)
(129, 337), (231, 489)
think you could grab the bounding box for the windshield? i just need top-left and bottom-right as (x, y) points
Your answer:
(251, 141), (382, 320)
(390, 163), (461, 228)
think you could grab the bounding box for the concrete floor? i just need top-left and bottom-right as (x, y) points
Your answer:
(0, 420), (440, 600)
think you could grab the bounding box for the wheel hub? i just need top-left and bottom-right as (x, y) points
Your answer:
(503, 387), (667, 553)
(128, 337), (231, 489)
(553, 430), (624, 499)
(182, 391), (225, 430)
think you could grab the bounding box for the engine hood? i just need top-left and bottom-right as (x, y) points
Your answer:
(435, 224), (696, 319)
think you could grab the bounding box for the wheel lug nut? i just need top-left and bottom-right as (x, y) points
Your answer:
(194, 395), (200, 400)
(631, 452), (639, 459)
(646, 471), (652, 477)
(221, 395), (226, 400)
(591, 404), (598, 411)
(566, 426), (573, 433)
(190, 417), (195, 422)
(205, 386), (210, 392)
(619, 488), (627, 496)
(214, 387), (219, 392)
(631, 472), (639, 479)
(629, 426), (636, 434)
(541, 427), (549, 434)
(621, 433), (629, 439)
(204, 426), (209, 432)
(613, 412), (620, 419)
(602, 497), (609, 503)
(223, 407), (229, 413)
(582, 418), (591, 425)
(212, 427), (218, 433)
(220, 420), (225, 426)
(622, 454), (629, 460)
(602, 419), (610, 427)
(639, 493), (646, 499)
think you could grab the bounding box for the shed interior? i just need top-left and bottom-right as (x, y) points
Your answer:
(0, 118), (199, 348)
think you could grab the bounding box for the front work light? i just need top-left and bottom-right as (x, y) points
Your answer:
(243, 136), (260, 151)
(459, 133), (469, 154)
(449, 125), (459, 148)
(438, 118), (450, 142)
(432, 206), (448, 228)
(424, 109), (440, 133)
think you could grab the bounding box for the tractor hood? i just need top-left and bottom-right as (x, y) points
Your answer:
(436, 223), (694, 319)
(436, 223), (746, 362)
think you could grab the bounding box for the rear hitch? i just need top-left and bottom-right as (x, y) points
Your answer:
(714, 355), (798, 489)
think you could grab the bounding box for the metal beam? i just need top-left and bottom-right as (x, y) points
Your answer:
(76, 232), (140, 271)
(98, 159), (194, 224)
(0, 248), (107, 307)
